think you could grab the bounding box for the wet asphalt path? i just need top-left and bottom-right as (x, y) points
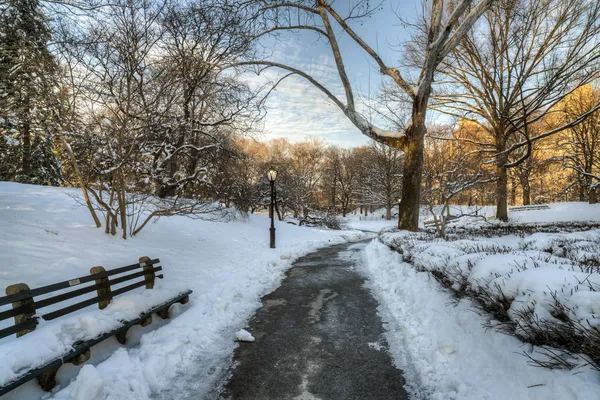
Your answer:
(213, 240), (410, 400)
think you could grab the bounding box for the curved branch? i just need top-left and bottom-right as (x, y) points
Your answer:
(318, 0), (415, 98)
(228, 61), (407, 149)
(317, 1), (355, 110)
(251, 25), (327, 40)
(232, 60), (346, 110)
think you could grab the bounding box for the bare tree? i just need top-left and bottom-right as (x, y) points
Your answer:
(367, 142), (403, 220)
(236, 0), (494, 230)
(324, 147), (362, 217)
(423, 130), (492, 237)
(56, 0), (263, 238)
(556, 85), (600, 204)
(436, 0), (600, 220)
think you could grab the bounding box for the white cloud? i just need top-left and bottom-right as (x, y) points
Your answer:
(242, 42), (371, 148)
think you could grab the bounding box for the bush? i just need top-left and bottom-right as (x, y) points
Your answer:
(379, 226), (600, 373)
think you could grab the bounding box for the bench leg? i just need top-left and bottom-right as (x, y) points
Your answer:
(157, 308), (170, 319)
(71, 349), (91, 366)
(139, 316), (152, 327)
(179, 296), (189, 305)
(38, 366), (60, 391)
(116, 329), (128, 345)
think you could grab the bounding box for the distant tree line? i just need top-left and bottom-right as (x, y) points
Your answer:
(218, 137), (403, 222)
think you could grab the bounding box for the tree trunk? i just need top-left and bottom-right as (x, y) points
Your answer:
(496, 164), (509, 221)
(21, 119), (31, 177)
(60, 135), (102, 228)
(510, 177), (517, 206)
(397, 125), (425, 231)
(385, 204), (391, 220)
(522, 184), (531, 205)
(590, 187), (598, 204)
(587, 173), (597, 204)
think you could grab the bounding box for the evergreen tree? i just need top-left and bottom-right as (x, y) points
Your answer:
(0, 0), (62, 184)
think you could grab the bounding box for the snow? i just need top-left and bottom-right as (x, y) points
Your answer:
(508, 202), (600, 224)
(0, 182), (367, 400)
(342, 201), (600, 235)
(350, 112), (406, 139)
(361, 240), (600, 400)
(70, 366), (105, 400)
(357, 201), (600, 398)
(438, 202), (600, 231)
(341, 207), (399, 232)
(379, 227), (600, 336)
(3, 180), (600, 399)
(235, 329), (255, 342)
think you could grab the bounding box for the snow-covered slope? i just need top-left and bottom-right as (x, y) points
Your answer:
(0, 182), (366, 400)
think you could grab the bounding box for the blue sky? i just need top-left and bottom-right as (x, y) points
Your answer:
(250, 0), (422, 148)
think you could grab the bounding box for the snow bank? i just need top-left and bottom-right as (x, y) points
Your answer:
(379, 228), (600, 335)
(361, 240), (600, 399)
(0, 182), (367, 399)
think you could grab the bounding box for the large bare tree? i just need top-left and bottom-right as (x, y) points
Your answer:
(237, 0), (494, 231)
(436, 0), (600, 220)
(558, 85), (600, 203)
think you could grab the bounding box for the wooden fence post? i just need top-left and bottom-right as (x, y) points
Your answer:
(139, 256), (155, 289)
(90, 266), (111, 309)
(5, 283), (36, 337)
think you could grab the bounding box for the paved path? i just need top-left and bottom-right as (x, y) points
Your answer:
(213, 240), (410, 400)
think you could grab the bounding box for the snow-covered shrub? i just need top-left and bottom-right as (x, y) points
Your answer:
(379, 227), (600, 371)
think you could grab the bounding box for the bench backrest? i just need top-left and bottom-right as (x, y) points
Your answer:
(0, 256), (163, 339)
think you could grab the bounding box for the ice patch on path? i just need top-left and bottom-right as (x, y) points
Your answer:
(71, 366), (106, 400)
(236, 329), (255, 342)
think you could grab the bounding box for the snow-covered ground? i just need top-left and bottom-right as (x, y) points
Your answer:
(362, 202), (600, 400)
(362, 240), (600, 399)
(342, 214), (398, 233)
(0, 182), (367, 400)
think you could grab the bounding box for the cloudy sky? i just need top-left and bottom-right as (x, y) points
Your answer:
(247, 0), (422, 148)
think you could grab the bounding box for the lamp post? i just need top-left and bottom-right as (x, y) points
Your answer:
(267, 168), (278, 249)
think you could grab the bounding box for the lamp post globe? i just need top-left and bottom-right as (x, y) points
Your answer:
(267, 168), (278, 182)
(266, 168), (277, 248)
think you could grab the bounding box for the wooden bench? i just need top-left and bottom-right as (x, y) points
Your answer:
(0, 256), (192, 396)
(509, 204), (550, 212)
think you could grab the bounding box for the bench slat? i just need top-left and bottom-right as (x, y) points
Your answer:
(0, 303), (36, 322)
(0, 259), (160, 307)
(34, 282), (110, 310)
(40, 270), (162, 322)
(34, 267), (162, 311)
(110, 275), (162, 298)
(0, 319), (38, 340)
(109, 267), (162, 287)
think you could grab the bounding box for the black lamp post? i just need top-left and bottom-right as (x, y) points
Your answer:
(267, 168), (278, 249)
